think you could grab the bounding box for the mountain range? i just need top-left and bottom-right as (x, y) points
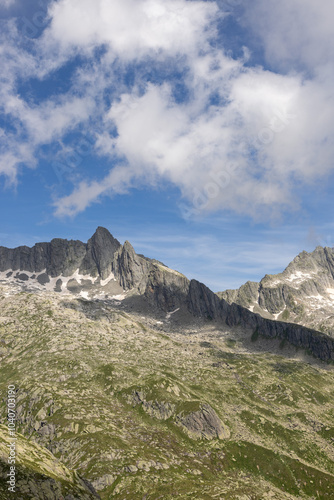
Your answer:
(0, 227), (333, 363)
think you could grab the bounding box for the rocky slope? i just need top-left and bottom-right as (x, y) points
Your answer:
(0, 424), (100, 499)
(0, 287), (333, 499)
(0, 228), (334, 362)
(218, 246), (334, 336)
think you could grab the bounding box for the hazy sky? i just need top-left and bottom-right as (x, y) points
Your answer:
(1, 0), (334, 290)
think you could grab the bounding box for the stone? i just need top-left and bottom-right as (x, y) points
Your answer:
(176, 404), (230, 440)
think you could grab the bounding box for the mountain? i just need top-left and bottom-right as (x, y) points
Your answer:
(0, 227), (333, 363)
(0, 228), (334, 499)
(0, 283), (333, 499)
(218, 246), (334, 337)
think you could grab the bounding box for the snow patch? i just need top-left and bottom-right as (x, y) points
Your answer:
(166, 308), (180, 320)
(273, 309), (285, 320)
(285, 271), (313, 283)
(100, 273), (116, 287)
(110, 294), (126, 301)
(0, 267), (99, 291)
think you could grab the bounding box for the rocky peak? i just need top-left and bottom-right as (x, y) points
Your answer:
(80, 227), (121, 279)
(114, 240), (150, 292)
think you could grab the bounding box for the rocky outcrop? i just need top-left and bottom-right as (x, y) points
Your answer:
(130, 390), (176, 420)
(144, 265), (189, 312)
(0, 226), (121, 279)
(129, 391), (229, 440)
(218, 281), (258, 308)
(0, 239), (87, 277)
(113, 241), (151, 292)
(176, 404), (230, 440)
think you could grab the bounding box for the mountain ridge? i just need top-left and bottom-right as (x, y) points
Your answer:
(0, 227), (333, 362)
(218, 245), (334, 338)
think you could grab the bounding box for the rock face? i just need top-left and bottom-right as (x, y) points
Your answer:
(187, 280), (222, 320)
(218, 246), (334, 336)
(80, 226), (121, 279)
(0, 239), (87, 277)
(222, 301), (334, 362)
(130, 391), (229, 440)
(113, 241), (151, 292)
(0, 226), (120, 279)
(176, 404), (230, 440)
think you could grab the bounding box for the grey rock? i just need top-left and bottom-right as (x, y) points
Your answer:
(131, 391), (175, 420)
(144, 265), (189, 312)
(80, 226), (121, 279)
(176, 403), (230, 440)
(187, 280), (221, 320)
(114, 240), (150, 291)
(223, 301), (334, 362)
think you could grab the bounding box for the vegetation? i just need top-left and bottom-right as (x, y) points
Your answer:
(0, 287), (333, 499)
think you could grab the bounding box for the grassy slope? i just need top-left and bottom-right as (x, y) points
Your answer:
(0, 287), (333, 499)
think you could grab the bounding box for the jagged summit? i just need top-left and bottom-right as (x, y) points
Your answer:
(0, 227), (188, 307)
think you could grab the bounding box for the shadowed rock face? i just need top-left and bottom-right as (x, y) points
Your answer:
(222, 301), (334, 362)
(186, 279), (334, 362)
(0, 240), (87, 277)
(0, 227), (121, 279)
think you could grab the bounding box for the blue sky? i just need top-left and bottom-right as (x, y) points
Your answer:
(1, 0), (334, 291)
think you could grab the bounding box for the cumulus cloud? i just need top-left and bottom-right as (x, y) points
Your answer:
(1, 0), (334, 222)
(45, 0), (219, 59)
(53, 59), (307, 219)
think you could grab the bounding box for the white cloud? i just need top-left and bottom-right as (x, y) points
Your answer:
(242, 0), (334, 73)
(53, 60), (305, 218)
(1, 0), (334, 223)
(45, 0), (219, 59)
(54, 165), (133, 217)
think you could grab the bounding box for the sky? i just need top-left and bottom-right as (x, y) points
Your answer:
(0, 0), (334, 291)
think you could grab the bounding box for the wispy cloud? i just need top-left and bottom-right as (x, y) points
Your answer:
(1, 0), (16, 8)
